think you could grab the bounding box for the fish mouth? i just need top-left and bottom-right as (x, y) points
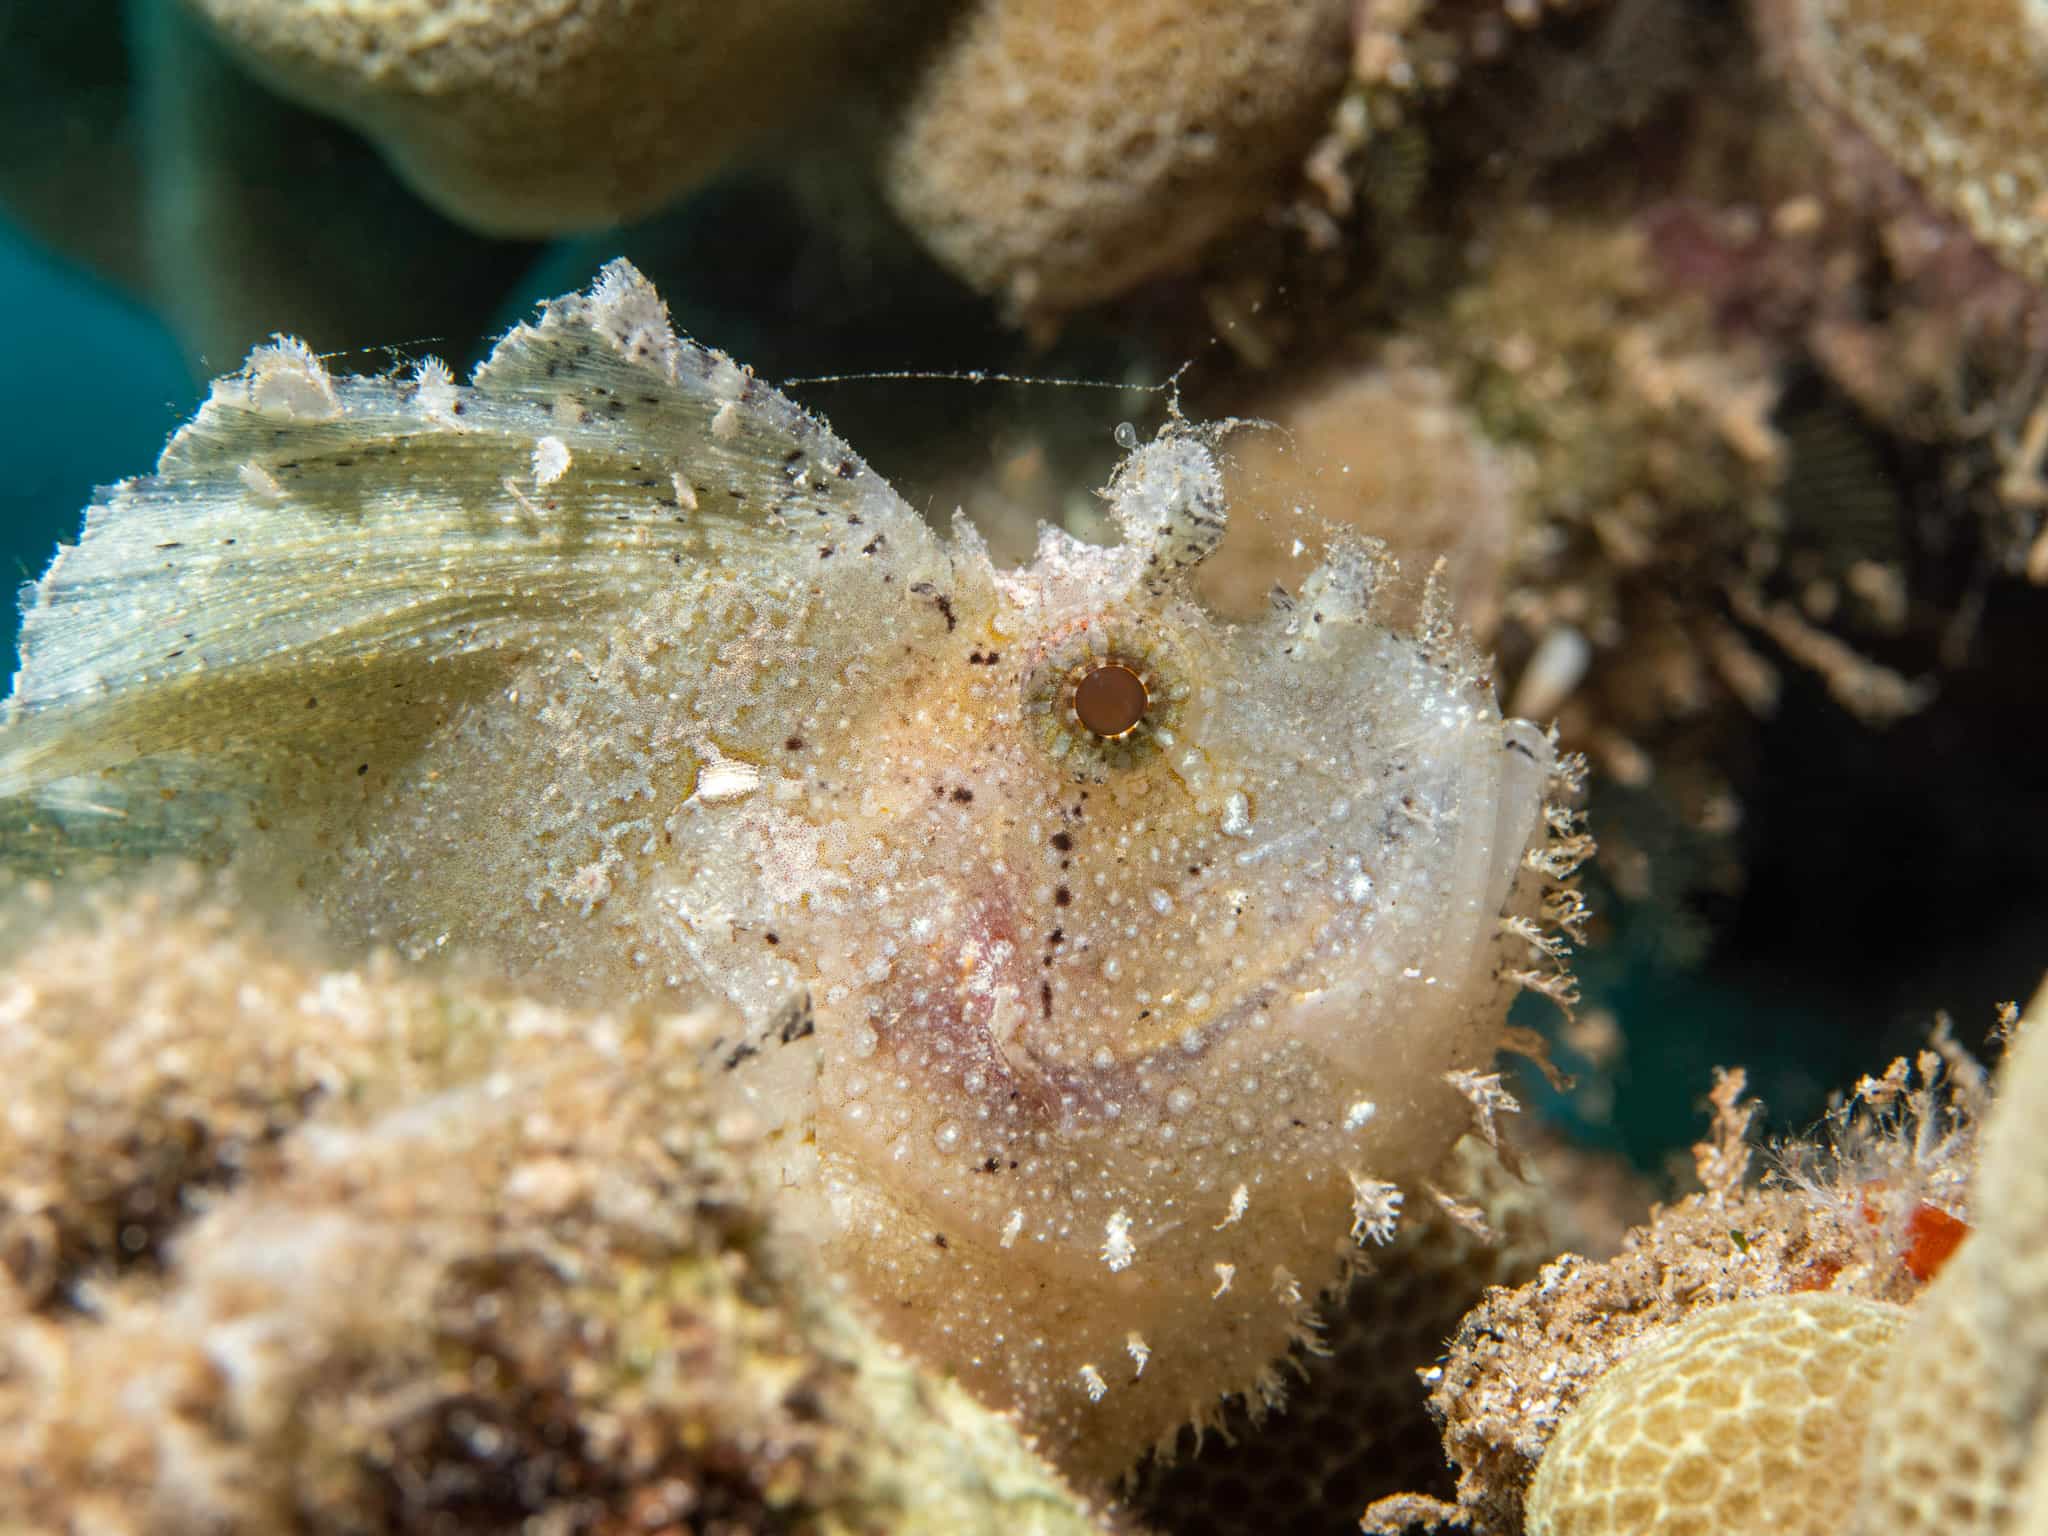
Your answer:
(823, 710), (1551, 1145)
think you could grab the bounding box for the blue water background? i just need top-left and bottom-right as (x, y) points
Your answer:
(0, 218), (191, 658)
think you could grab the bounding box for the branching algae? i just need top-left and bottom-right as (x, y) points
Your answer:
(0, 262), (1584, 1486)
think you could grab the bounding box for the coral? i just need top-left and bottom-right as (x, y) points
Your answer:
(0, 0), (1761, 373)
(1197, 354), (1516, 642)
(1755, 0), (2048, 295)
(15, 2), (2047, 1523)
(1848, 982), (2048, 1535)
(0, 0), (150, 295)
(1374, 1050), (1981, 1534)
(1434, 993), (2045, 1536)
(0, 881), (383, 1305)
(1414, 208), (1788, 904)
(0, 263), (1585, 1490)
(879, 0), (1349, 317)
(1523, 1293), (1906, 1535)
(2027, 1455), (2048, 1536)
(1748, 0), (2048, 582)
(184, 0), (926, 236)
(10, 0), (1364, 351)
(0, 0), (538, 369)
(1398, 200), (1947, 922)
(1306, 0), (1656, 226)
(1438, 209), (1792, 755)
(0, 873), (1107, 1534)
(132, 0), (539, 367)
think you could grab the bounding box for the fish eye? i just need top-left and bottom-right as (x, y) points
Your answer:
(1069, 660), (1150, 739)
(1024, 626), (1190, 779)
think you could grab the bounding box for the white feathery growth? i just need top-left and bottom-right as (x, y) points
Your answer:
(1214, 1183), (1249, 1229)
(1126, 1333), (1151, 1377)
(1254, 1367), (1287, 1412)
(413, 355), (458, 422)
(1271, 1266), (1303, 1308)
(1427, 1182), (1499, 1243)
(1446, 1068), (1521, 1152)
(1348, 1172), (1404, 1245)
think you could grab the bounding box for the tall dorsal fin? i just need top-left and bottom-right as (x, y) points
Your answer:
(0, 260), (937, 853)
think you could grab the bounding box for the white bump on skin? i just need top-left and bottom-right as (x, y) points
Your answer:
(1220, 791), (1254, 837)
(239, 462), (285, 502)
(532, 435), (571, 486)
(1103, 1210), (1136, 1271)
(691, 760), (760, 804)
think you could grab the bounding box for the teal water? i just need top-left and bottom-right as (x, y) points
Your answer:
(0, 217), (191, 666)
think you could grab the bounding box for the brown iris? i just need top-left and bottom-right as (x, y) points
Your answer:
(1071, 661), (1150, 739)
(1023, 627), (1186, 779)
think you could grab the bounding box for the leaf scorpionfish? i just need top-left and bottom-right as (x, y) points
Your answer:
(0, 262), (1584, 1484)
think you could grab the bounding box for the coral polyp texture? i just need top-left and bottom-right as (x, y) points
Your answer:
(880, 0), (1349, 315)
(1848, 982), (2048, 1535)
(169, 0), (1362, 318)
(0, 876), (1106, 1535)
(1364, 987), (2048, 1536)
(1362, 1033), (1992, 1534)
(1756, 0), (2048, 292)
(0, 263), (1582, 1491)
(185, 0), (917, 234)
(1525, 1293), (1907, 1535)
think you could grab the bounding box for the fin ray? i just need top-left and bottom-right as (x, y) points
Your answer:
(0, 260), (934, 848)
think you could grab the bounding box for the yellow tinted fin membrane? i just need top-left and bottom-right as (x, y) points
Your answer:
(0, 259), (937, 857)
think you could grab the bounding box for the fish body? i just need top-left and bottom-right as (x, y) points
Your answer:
(0, 263), (1574, 1482)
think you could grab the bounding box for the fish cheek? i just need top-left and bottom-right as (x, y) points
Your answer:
(794, 638), (1151, 1140)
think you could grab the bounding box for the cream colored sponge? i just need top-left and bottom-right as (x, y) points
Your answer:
(881, 0), (1350, 315)
(188, 0), (897, 233)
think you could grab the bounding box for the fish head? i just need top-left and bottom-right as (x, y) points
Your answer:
(784, 427), (1552, 1143)
(744, 424), (1566, 1476)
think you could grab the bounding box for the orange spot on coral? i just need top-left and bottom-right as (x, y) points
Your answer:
(1857, 1180), (1970, 1281)
(1898, 1203), (1969, 1281)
